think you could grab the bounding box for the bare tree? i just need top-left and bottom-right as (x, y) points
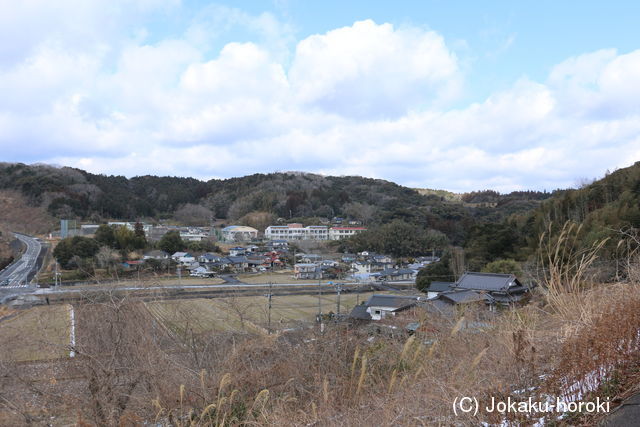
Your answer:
(450, 246), (465, 279)
(95, 246), (121, 271)
(174, 203), (213, 226)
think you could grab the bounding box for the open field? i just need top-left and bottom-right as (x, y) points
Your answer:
(0, 304), (70, 361)
(145, 291), (382, 333)
(48, 275), (227, 290)
(0, 291), (381, 361)
(237, 271), (336, 284)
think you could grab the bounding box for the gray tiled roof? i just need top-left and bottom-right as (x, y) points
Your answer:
(145, 250), (168, 257)
(439, 290), (492, 304)
(428, 281), (453, 292)
(349, 305), (372, 320)
(366, 294), (418, 309)
(454, 272), (522, 292)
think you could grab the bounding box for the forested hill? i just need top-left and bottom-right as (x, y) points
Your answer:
(520, 161), (640, 252)
(0, 162), (554, 243)
(462, 161), (640, 270)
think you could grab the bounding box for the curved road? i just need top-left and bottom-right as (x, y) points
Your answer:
(0, 233), (43, 288)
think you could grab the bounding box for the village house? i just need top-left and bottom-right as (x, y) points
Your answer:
(171, 252), (195, 265)
(351, 260), (389, 274)
(221, 225), (258, 242)
(426, 281), (454, 299)
(246, 256), (268, 271)
(143, 250), (169, 260)
(341, 253), (356, 263)
(189, 266), (215, 277)
(226, 256), (249, 272)
(121, 260), (144, 269)
(297, 253), (322, 263)
(451, 272), (532, 305)
(266, 239), (288, 247)
(374, 268), (417, 282)
(426, 272), (532, 313)
(229, 247), (246, 256)
(294, 263), (322, 280)
(350, 294), (421, 321)
(179, 229), (210, 242)
(198, 253), (222, 264)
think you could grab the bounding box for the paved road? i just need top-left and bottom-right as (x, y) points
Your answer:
(0, 233), (43, 288)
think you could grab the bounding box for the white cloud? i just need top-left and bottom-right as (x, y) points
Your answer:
(0, 7), (639, 192)
(289, 20), (462, 118)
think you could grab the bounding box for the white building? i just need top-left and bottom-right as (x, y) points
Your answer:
(171, 252), (195, 265)
(294, 263), (321, 279)
(221, 225), (258, 242)
(364, 295), (418, 321)
(108, 221), (152, 235)
(180, 230), (209, 242)
(328, 227), (367, 240)
(264, 224), (329, 241)
(108, 221), (133, 230)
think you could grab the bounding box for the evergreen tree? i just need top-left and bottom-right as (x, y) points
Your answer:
(159, 231), (184, 254)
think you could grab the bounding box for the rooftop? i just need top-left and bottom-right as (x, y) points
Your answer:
(454, 272), (522, 292)
(366, 294), (419, 309)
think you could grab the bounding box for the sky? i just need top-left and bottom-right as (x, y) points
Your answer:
(1, 1), (640, 192)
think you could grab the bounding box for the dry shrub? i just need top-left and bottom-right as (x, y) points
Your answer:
(546, 284), (640, 405)
(538, 221), (608, 327)
(5, 278), (640, 425)
(0, 190), (54, 235)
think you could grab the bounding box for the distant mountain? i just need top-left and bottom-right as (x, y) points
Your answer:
(0, 162), (560, 246)
(3, 160), (638, 272)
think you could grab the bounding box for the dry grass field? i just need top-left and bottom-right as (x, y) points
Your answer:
(145, 291), (381, 334)
(51, 275), (227, 290)
(237, 271), (334, 284)
(0, 304), (70, 361)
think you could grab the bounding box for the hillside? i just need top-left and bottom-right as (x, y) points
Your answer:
(461, 161), (640, 270)
(523, 161), (640, 255)
(1, 161), (638, 259)
(0, 163), (549, 246)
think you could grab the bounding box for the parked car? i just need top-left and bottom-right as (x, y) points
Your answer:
(0, 279), (9, 286)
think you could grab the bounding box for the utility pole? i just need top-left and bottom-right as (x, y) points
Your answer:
(54, 262), (59, 287)
(267, 281), (273, 334)
(177, 266), (182, 285)
(317, 276), (322, 328)
(336, 283), (342, 317)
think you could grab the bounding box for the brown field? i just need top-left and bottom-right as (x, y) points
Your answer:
(145, 291), (381, 333)
(52, 275), (227, 290)
(237, 271), (335, 284)
(0, 304), (71, 361)
(0, 291), (379, 362)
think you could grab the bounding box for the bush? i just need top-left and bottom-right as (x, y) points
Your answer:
(481, 259), (523, 276)
(53, 236), (99, 269)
